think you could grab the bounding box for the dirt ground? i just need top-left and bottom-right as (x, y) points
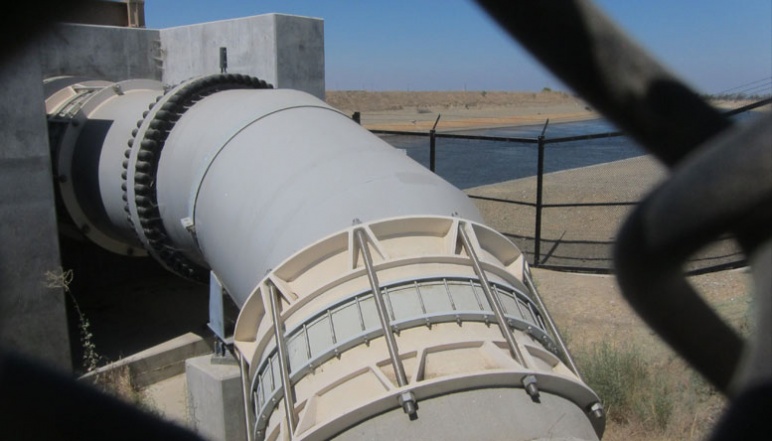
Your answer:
(325, 91), (768, 133)
(532, 267), (751, 355)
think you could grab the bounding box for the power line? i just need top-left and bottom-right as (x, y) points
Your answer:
(717, 77), (772, 95)
(716, 80), (772, 97)
(740, 82), (772, 95)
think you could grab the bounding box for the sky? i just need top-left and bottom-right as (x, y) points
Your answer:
(144, 0), (772, 94)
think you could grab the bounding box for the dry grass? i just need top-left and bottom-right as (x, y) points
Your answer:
(532, 267), (751, 441)
(575, 341), (726, 441)
(86, 365), (158, 414)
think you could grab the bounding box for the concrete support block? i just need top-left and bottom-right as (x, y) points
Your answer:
(186, 355), (246, 441)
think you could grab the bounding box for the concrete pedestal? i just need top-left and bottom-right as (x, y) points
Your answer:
(186, 355), (246, 441)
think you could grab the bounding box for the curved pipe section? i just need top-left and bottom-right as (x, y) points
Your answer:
(45, 74), (603, 440)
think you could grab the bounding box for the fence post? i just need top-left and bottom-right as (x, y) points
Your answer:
(429, 114), (441, 173)
(533, 119), (549, 266)
(429, 130), (436, 172)
(534, 135), (546, 266)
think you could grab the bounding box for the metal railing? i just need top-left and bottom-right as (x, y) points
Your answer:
(366, 98), (770, 273)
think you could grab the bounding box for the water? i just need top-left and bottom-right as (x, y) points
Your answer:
(380, 118), (644, 189)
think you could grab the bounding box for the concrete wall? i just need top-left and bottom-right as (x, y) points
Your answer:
(36, 15), (324, 95)
(0, 12), (324, 370)
(0, 42), (71, 370)
(160, 14), (324, 98)
(38, 23), (161, 82)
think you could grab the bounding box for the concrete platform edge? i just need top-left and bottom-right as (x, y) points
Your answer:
(81, 332), (212, 388)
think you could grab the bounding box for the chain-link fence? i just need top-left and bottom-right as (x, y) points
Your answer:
(374, 101), (768, 273)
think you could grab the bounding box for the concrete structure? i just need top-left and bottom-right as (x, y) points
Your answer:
(39, 24), (162, 82)
(37, 14), (324, 98)
(0, 48), (71, 369)
(161, 14), (324, 95)
(0, 13), (324, 369)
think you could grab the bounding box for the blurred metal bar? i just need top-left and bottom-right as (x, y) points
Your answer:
(473, 0), (731, 167)
(615, 114), (771, 393)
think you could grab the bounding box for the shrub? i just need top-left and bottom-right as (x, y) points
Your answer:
(44, 268), (100, 372)
(579, 341), (673, 430)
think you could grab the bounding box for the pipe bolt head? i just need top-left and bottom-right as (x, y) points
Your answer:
(590, 402), (605, 419)
(522, 374), (540, 399)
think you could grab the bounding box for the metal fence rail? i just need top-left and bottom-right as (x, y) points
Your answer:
(368, 98), (770, 274)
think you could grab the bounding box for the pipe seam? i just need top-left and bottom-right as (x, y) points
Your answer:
(123, 73), (272, 281)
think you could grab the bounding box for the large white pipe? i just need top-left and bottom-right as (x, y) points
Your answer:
(46, 74), (604, 441)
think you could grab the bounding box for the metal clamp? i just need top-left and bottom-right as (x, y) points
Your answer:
(355, 228), (418, 419)
(268, 283), (297, 437)
(458, 222), (529, 369)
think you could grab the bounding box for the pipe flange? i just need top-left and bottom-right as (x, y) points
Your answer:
(45, 78), (162, 256)
(123, 73), (273, 282)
